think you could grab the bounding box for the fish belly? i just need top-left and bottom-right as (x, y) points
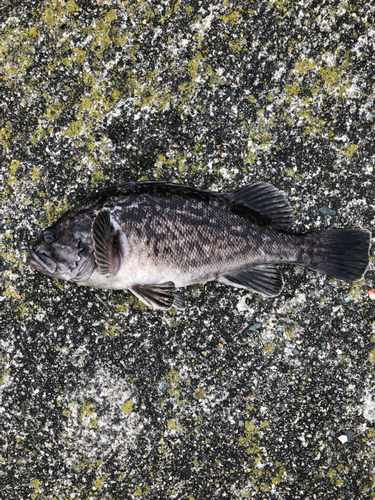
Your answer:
(109, 231), (300, 290)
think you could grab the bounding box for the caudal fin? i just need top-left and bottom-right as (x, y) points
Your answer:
(304, 228), (371, 282)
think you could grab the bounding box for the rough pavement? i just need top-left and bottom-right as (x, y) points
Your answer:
(1, 1), (374, 498)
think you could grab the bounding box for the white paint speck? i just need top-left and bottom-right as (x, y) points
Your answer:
(363, 395), (375, 422)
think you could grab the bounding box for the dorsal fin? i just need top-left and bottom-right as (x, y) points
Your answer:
(225, 182), (294, 230)
(110, 181), (293, 230)
(65, 181), (294, 232)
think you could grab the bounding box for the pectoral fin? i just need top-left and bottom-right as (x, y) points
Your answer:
(131, 282), (185, 310)
(218, 265), (283, 297)
(92, 210), (122, 275)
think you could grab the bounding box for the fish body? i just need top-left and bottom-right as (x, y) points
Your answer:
(28, 181), (371, 309)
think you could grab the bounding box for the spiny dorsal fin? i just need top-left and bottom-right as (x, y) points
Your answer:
(226, 182), (294, 230)
(92, 210), (122, 275)
(131, 282), (185, 310)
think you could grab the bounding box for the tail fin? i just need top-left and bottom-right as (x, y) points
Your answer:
(304, 228), (371, 282)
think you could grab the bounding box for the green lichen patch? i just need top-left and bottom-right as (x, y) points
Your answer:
(79, 401), (98, 428)
(43, 198), (72, 224)
(122, 400), (134, 414)
(342, 143), (357, 158)
(344, 279), (365, 303)
(193, 388), (205, 400)
(31, 478), (42, 500)
(167, 418), (176, 429)
(102, 324), (121, 339)
(0, 354), (9, 386)
(238, 420), (287, 491)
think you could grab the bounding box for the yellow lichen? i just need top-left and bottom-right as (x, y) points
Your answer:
(343, 143), (357, 157)
(167, 419), (176, 429)
(94, 477), (105, 490)
(122, 400), (133, 414)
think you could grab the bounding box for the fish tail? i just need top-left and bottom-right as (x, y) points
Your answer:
(302, 228), (371, 281)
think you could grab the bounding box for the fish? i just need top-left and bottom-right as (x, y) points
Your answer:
(27, 181), (371, 310)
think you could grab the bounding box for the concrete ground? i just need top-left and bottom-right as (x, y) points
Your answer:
(1, 0), (374, 498)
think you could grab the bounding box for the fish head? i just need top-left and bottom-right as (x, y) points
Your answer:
(27, 211), (96, 283)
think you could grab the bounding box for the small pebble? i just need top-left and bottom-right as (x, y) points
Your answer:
(319, 206), (336, 216)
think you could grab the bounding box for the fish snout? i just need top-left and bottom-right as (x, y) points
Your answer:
(27, 247), (57, 275)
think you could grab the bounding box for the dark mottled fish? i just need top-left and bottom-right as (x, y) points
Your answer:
(27, 181), (371, 310)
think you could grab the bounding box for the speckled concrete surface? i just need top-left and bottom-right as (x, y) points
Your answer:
(1, 1), (375, 499)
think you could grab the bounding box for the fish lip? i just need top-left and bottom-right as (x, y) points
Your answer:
(27, 248), (57, 275)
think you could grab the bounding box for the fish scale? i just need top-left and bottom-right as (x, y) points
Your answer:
(110, 194), (289, 278)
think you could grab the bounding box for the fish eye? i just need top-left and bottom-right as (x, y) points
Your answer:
(43, 229), (57, 245)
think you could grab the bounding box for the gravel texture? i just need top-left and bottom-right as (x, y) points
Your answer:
(1, 1), (375, 499)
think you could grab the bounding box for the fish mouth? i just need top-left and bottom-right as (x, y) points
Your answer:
(27, 248), (57, 276)
(27, 245), (96, 282)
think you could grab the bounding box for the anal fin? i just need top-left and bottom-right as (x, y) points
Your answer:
(218, 265), (283, 297)
(131, 282), (185, 310)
